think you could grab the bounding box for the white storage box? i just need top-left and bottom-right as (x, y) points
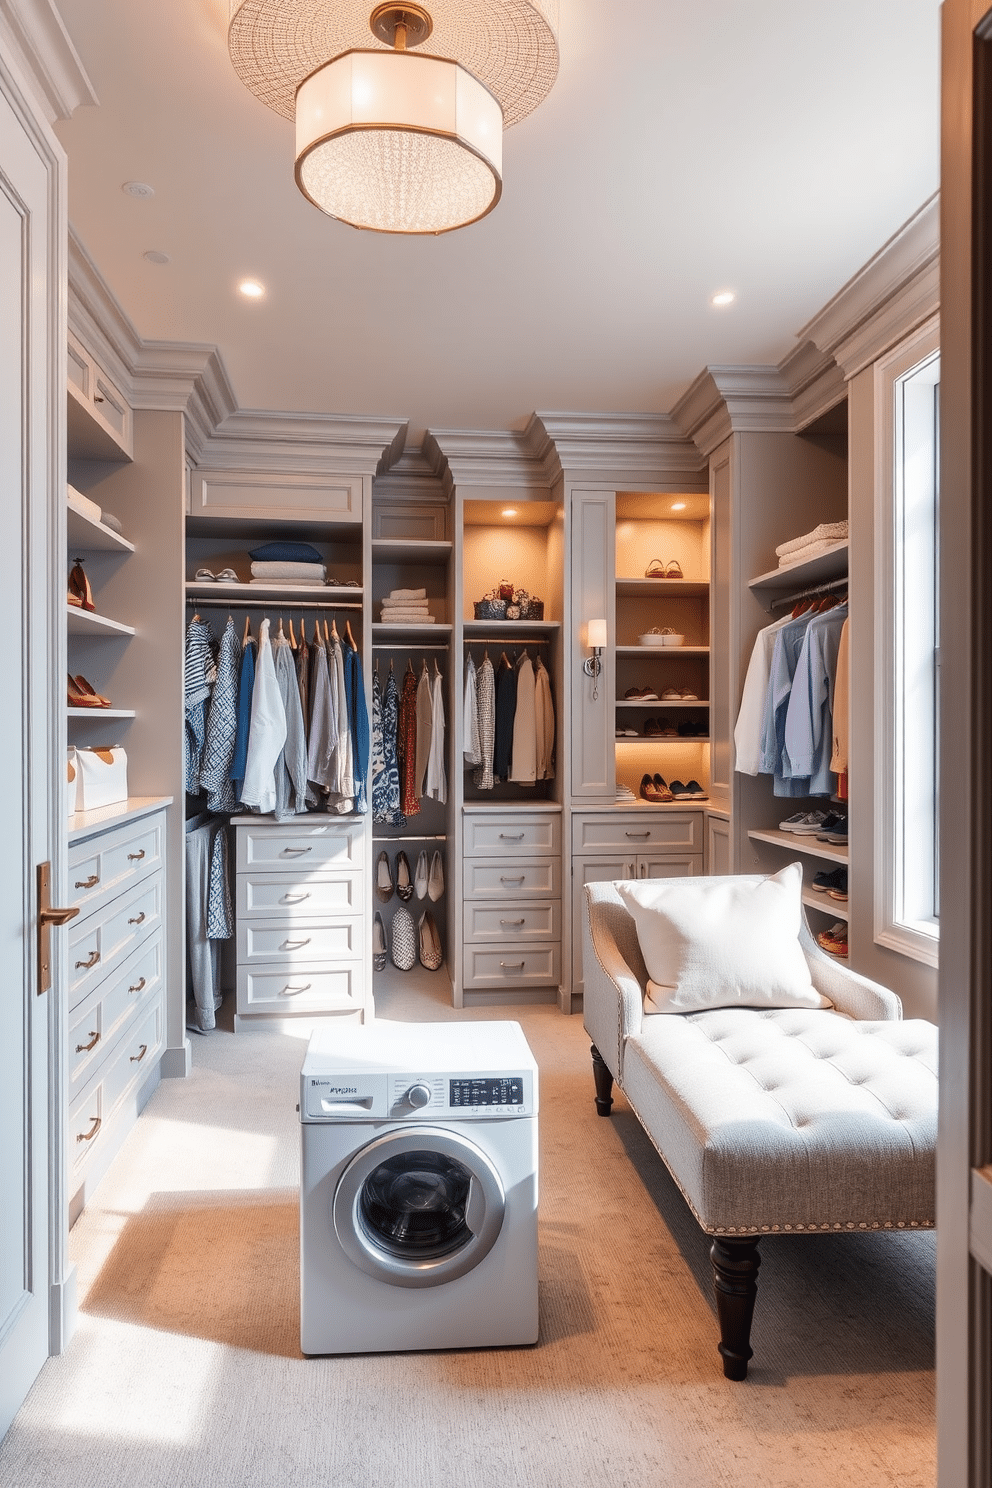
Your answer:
(75, 746), (128, 812)
(67, 748), (78, 817)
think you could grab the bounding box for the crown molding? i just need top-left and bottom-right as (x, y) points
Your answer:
(68, 227), (142, 394)
(778, 339), (849, 432)
(423, 428), (556, 497)
(528, 411), (707, 486)
(0, 0), (96, 123)
(672, 367), (796, 456)
(196, 411), (408, 477)
(372, 447), (448, 503)
(799, 193), (939, 379)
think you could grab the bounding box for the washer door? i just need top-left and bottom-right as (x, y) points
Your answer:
(333, 1126), (506, 1288)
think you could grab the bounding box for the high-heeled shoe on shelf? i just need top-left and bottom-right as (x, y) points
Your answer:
(68, 559), (96, 612)
(427, 850), (444, 902)
(414, 850), (429, 900)
(395, 850), (413, 902)
(67, 673), (111, 708)
(418, 910), (442, 971)
(375, 850), (394, 903)
(390, 906), (416, 971)
(373, 912), (387, 972)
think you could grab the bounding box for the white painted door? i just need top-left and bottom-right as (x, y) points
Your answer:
(0, 65), (62, 1435)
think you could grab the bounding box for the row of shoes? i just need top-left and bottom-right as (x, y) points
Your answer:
(375, 848), (444, 903)
(816, 922), (848, 958)
(623, 686), (700, 702)
(644, 558), (684, 579)
(67, 673), (112, 709)
(67, 559), (95, 612)
(639, 774), (708, 802)
(810, 867), (848, 901)
(616, 718), (708, 738)
(373, 908), (442, 972)
(779, 809), (848, 844)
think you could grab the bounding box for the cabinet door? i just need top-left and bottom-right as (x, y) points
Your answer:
(570, 490), (615, 797)
(571, 855), (635, 1003)
(706, 814), (731, 875)
(190, 468), (363, 523)
(635, 853), (703, 879)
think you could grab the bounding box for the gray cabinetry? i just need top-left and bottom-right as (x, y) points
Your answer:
(461, 808), (562, 1000)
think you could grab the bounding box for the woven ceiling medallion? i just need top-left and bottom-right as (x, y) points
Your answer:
(296, 50), (503, 234)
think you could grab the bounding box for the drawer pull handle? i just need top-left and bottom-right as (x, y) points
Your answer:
(128, 977), (146, 994)
(625, 830), (651, 839)
(500, 875), (526, 884)
(281, 892), (311, 904)
(280, 846), (312, 856)
(75, 873), (100, 889)
(281, 982), (312, 997)
(280, 937), (311, 950)
(128, 912), (146, 925)
(500, 961), (526, 971)
(75, 1030), (100, 1053)
(130, 1043), (148, 1064)
(127, 850), (146, 862)
(500, 918), (526, 927)
(499, 832), (525, 841)
(75, 949), (100, 970)
(76, 1116), (101, 1144)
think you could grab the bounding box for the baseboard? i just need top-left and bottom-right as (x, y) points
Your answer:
(160, 1038), (192, 1078)
(49, 1266), (77, 1356)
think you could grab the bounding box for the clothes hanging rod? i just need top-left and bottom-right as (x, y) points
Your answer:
(465, 635), (551, 646)
(372, 643), (450, 651)
(768, 576), (849, 612)
(185, 596), (363, 611)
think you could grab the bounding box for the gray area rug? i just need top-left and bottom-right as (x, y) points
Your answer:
(0, 968), (935, 1486)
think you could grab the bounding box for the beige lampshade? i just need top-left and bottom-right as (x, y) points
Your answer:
(295, 49), (503, 234)
(587, 618), (608, 649)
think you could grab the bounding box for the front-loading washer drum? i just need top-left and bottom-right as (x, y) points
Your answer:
(333, 1126), (506, 1288)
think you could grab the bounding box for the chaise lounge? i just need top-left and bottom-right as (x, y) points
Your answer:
(581, 872), (938, 1379)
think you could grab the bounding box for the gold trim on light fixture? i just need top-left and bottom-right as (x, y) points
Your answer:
(369, 3), (433, 48)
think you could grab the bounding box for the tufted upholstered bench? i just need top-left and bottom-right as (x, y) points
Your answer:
(582, 878), (938, 1379)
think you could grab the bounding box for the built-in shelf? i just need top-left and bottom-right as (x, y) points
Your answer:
(372, 623), (453, 641)
(372, 539), (453, 564)
(615, 735), (710, 743)
(68, 794), (173, 842)
(67, 605), (135, 638)
(615, 578), (709, 599)
(748, 541), (848, 609)
(67, 707), (136, 719)
(748, 826), (848, 865)
(616, 645), (709, 656)
(615, 699), (709, 709)
(802, 888), (849, 923)
(462, 620), (561, 636)
(184, 582), (363, 602)
(67, 505), (134, 554)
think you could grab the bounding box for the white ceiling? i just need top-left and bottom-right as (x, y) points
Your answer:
(52, 0), (942, 447)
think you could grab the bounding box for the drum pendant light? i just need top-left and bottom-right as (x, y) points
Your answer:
(228, 0), (559, 234)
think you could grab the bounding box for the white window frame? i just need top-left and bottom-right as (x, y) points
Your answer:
(873, 315), (940, 968)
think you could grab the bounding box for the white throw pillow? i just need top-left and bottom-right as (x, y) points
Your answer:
(617, 863), (830, 1014)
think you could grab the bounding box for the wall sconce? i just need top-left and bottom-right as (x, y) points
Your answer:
(583, 618), (607, 700)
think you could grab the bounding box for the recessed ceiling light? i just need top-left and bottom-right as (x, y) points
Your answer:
(501, 508), (518, 518)
(122, 181), (155, 199)
(143, 249), (170, 265)
(239, 279), (265, 299)
(671, 501), (687, 512)
(711, 290), (736, 307)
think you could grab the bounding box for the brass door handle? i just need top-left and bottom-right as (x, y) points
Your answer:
(127, 849), (146, 861)
(129, 1043), (148, 1063)
(128, 977), (146, 994)
(74, 873), (99, 889)
(128, 912), (146, 925)
(37, 861), (81, 996)
(75, 1030), (100, 1053)
(75, 950), (100, 970)
(76, 1116), (101, 1143)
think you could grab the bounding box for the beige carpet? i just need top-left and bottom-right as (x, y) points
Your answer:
(0, 969), (935, 1487)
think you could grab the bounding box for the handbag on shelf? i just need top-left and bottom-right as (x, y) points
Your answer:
(75, 745), (128, 812)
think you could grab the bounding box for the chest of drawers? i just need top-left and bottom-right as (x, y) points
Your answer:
(461, 808), (562, 999)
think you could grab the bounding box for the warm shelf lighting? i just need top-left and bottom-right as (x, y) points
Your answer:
(671, 501), (687, 512)
(239, 279), (265, 298)
(501, 508), (518, 518)
(228, 1), (559, 235)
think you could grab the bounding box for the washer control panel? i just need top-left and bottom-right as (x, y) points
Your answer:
(450, 1077), (524, 1109)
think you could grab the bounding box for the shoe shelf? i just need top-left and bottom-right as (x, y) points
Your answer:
(616, 699), (709, 709)
(616, 645), (709, 656)
(801, 888), (849, 923)
(68, 707), (136, 719)
(67, 505), (134, 555)
(748, 827), (848, 864)
(615, 735), (711, 743)
(67, 604), (136, 638)
(615, 578), (709, 599)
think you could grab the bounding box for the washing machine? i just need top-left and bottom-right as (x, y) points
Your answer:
(299, 1018), (539, 1355)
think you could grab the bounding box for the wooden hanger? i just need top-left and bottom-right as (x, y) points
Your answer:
(345, 619), (356, 650)
(289, 617), (297, 648)
(324, 618), (331, 642)
(242, 615), (252, 645)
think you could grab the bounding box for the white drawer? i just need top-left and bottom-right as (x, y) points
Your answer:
(103, 1001), (163, 1112)
(68, 811), (165, 921)
(236, 872), (361, 919)
(464, 858), (561, 900)
(236, 915), (363, 966)
(68, 872), (163, 1007)
(463, 943), (561, 990)
(572, 812), (703, 854)
(236, 820), (364, 872)
(68, 931), (163, 1095)
(463, 900), (561, 945)
(237, 962), (363, 1015)
(463, 812), (561, 857)
(69, 1082), (105, 1176)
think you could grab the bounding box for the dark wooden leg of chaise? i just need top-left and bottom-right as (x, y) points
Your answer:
(710, 1236), (762, 1380)
(590, 1044), (614, 1116)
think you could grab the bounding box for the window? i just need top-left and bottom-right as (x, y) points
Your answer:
(875, 320), (940, 966)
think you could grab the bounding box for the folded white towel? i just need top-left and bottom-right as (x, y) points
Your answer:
(381, 599), (430, 611)
(775, 521), (848, 559)
(250, 560), (327, 579)
(67, 484), (102, 522)
(379, 610), (436, 623)
(249, 576), (327, 586)
(777, 539), (843, 569)
(387, 587), (427, 601)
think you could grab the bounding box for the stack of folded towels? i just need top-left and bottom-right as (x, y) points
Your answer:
(67, 482), (124, 534)
(248, 539), (326, 586)
(775, 519), (848, 569)
(379, 587), (435, 623)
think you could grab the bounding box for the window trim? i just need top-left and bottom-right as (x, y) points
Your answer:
(873, 315), (940, 969)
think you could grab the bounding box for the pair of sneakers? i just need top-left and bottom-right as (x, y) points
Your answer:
(810, 866), (848, 900)
(816, 922), (848, 957)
